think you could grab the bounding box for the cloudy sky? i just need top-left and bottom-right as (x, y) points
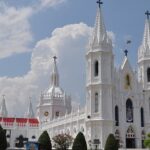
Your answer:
(0, 0), (149, 116)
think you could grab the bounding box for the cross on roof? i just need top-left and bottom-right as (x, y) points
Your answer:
(124, 49), (128, 57)
(53, 56), (57, 62)
(97, 0), (103, 8)
(145, 10), (150, 19)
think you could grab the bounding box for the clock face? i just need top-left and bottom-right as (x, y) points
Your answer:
(44, 111), (49, 117)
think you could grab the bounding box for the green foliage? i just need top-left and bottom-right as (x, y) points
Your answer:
(52, 133), (73, 150)
(0, 125), (7, 150)
(104, 134), (118, 150)
(72, 132), (87, 150)
(144, 133), (150, 148)
(38, 130), (52, 150)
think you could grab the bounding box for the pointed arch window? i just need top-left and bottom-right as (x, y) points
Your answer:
(94, 61), (99, 77)
(126, 99), (133, 122)
(147, 68), (150, 82)
(115, 106), (119, 126)
(141, 107), (144, 127)
(95, 93), (98, 113)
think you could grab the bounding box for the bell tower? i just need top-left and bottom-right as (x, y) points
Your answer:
(86, 1), (114, 148)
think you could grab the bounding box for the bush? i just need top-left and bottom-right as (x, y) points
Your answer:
(72, 132), (87, 150)
(38, 130), (52, 150)
(105, 134), (118, 150)
(52, 133), (73, 150)
(144, 133), (150, 148)
(0, 125), (7, 150)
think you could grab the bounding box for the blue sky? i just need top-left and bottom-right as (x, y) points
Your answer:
(0, 0), (149, 116)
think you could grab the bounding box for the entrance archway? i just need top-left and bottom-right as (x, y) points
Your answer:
(126, 126), (136, 148)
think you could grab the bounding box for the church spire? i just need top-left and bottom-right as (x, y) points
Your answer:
(90, 0), (111, 48)
(0, 95), (8, 117)
(51, 56), (59, 87)
(138, 10), (150, 59)
(142, 11), (150, 49)
(25, 97), (34, 118)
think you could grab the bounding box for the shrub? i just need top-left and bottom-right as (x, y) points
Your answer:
(72, 132), (87, 150)
(104, 134), (118, 150)
(0, 125), (7, 150)
(144, 133), (150, 148)
(38, 130), (52, 150)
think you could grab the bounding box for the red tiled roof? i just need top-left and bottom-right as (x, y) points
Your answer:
(1, 117), (15, 122)
(16, 118), (27, 123)
(29, 118), (39, 124)
(0, 117), (39, 125)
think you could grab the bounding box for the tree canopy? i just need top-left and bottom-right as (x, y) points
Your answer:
(72, 132), (87, 150)
(38, 130), (52, 150)
(52, 133), (73, 150)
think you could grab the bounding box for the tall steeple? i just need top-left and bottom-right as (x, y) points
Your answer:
(90, 0), (112, 49)
(138, 11), (150, 88)
(138, 10), (150, 60)
(51, 56), (59, 87)
(0, 95), (8, 117)
(25, 98), (34, 118)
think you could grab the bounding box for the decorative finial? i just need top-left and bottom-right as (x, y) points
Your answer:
(124, 40), (131, 57)
(145, 10), (150, 19)
(124, 49), (128, 57)
(53, 56), (57, 62)
(97, 0), (103, 8)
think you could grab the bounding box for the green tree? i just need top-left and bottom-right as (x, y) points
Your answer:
(38, 130), (52, 150)
(72, 132), (87, 150)
(52, 133), (73, 150)
(144, 133), (150, 148)
(105, 134), (119, 150)
(0, 125), (7, 150)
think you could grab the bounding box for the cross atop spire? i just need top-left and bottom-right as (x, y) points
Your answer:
(145, 10), (150, 19)
(124, 49), (128, 57)
(53, 56), (57, 62)
(97, 0), (103, 8)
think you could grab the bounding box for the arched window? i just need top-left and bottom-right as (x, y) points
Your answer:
(95, 93), (98, 113)
(147, 68), (150, 82)
(141, 107), (144, 127)
(126, 99), (133, 122)
(126, 74), (130, 86)
(115, 106), (119, 126)
(94, 61), (99, 77)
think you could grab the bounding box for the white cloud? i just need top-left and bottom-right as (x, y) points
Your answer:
(0, 23), (91, 115)
(0, 4), (33, 58)
(39, 0), (66, 9)
(0, 0), (67, 59)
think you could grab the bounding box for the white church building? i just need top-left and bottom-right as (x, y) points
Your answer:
(0, 1), (150, 149)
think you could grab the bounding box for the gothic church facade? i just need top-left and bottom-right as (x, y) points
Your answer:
(0, 2), (150, 149)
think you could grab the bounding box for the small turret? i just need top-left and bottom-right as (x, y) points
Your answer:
(25, 98), (34, 118)
(0, 95), (8, 117)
